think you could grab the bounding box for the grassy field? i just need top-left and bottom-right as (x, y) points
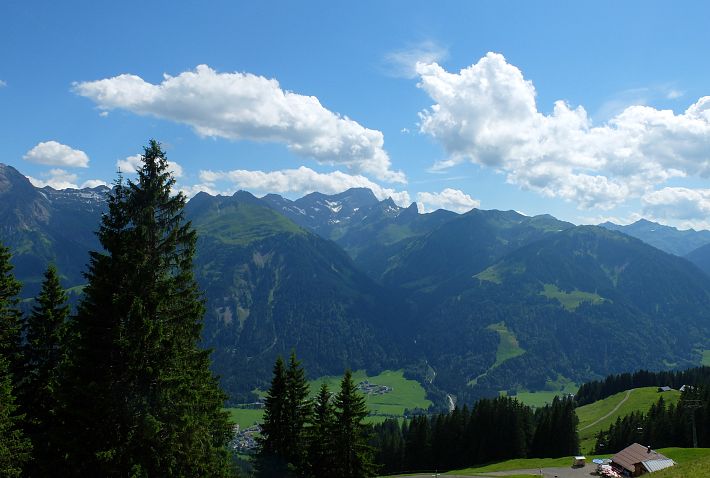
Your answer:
(487, 322), (526, 366)
(310, 369), (431, 416)
(229, 369), (430, 427)
(701, 349), (710, 366)
(647, 448), (710, 478)
(513, 388), (577, 408)
(540, 283), (605, 311)
(499, 375), (578, 408)
(470, 322), (526, 386)
(576, 387), (681, 453)
(442, 455), (601, 475)
(226, 408), (264, 428)
(437, 448), (710, 477)
(652, 456), (710, 478)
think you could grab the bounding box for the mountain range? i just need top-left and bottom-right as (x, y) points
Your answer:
(3, 162), (710, 406)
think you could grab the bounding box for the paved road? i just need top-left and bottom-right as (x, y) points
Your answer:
(580, 388), (633, 431)
(391, 463), (597, 478)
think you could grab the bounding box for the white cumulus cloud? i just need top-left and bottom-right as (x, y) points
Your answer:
(641, 187), (710, 229)
(197, 166), (411, 206)
(416, 52), (710, 210)
(117, 154), (183, 178)
(23, 141), (90, 168)
(74, 65), (404, 183)
(416, 188), (480, 213)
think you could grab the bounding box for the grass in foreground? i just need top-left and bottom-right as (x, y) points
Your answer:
(434, 448), (710, 477)
(443, 456), (598, 475)
(657, 447), (710, 463)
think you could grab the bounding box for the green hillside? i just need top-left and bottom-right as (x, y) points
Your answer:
(427, 448), (710, 477)
(188, 192), (305, 246)
(576, 387), (681, 452)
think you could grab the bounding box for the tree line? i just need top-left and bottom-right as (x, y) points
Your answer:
(594, 386), (710, 453)
(575, 366), (710, 406)
(254, 353), (375, 478)
(370, 395), (579, 475)
(0, 141), (234, 477)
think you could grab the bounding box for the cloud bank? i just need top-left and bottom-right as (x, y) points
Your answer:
(74, 65), (404, 183)
(416, 53), (710, 211)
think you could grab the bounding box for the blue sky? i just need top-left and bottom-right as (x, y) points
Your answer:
(3, 1), (710, 228)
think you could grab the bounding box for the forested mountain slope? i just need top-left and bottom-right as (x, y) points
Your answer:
(4, 162), (710, 407)
(185, 192), (406, 402)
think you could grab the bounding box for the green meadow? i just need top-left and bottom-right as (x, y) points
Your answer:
(576, 386), (681, 453)
(227, 369), (431, 427)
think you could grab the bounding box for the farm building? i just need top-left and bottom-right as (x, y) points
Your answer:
(611, 443), (675, 476)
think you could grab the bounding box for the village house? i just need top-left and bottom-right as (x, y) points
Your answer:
(611, 443), (675, 476)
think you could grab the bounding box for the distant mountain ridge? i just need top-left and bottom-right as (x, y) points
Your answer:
(4, 161), (710, 407)
(600, 219), (710, 256)
(0, 163), (106, 296)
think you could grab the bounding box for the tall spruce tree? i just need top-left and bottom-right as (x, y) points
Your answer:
(308, 383), (336, 478)
(257, 353), (311, 477)
(257, 356), (292, 477)
(59, 140), (233, 477)
(0, 243), (31, 476)
(19, 264), (70, 476)
(0, 243), (23, 377)
(284, 352), (310, 472)
(333, 370), (376, 478)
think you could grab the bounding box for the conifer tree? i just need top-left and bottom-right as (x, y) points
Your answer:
(0, 243), (30, 476)
(308, 383), (336, 478)
(19, 264), (69, 476)
(0, 243), (22, 376)
(256, 356), (292, 477)
(333, 370), (376, 478)
(257, 353), (311, 477)
(284, 351), (310, 471)
(59, 140), (233, 477)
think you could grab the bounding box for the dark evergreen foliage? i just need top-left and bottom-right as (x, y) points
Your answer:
(0, 242), (30, 476)
(0, 242), (23, 378)
(371, 396), (578, 475)
(257, 359), (376, 478)
(531, 396), (579, 457)
(332, 370), (376, 478)
(308, 383), (337, 478)
(18, 264), (70, 476)
(58, 141), (233, 477)
(284, 352), (311, 471)
(256, 356), (293, 477)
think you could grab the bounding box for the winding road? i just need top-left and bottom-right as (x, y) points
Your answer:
(580, 388), (633, 431)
